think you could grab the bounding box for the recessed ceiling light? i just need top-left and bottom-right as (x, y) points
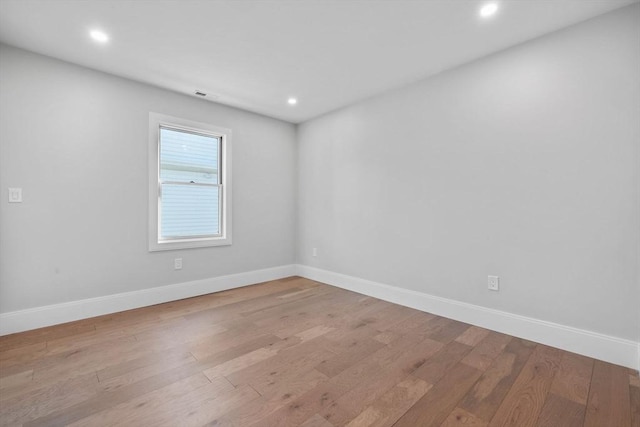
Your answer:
(479, 3), (499, 18)
(287, 98), (298, 105)
(90, 30), (109, 43)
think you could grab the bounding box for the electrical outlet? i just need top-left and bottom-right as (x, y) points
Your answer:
(8, 188), (22, 203)
(312, 248), (317, 257)
(488, 275), (499, 291)
(174, 258), (183, 270)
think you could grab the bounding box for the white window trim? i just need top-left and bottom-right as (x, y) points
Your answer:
(148, 112), (232, 251)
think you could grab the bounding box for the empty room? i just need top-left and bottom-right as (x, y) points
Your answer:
(0, 0), (638, 426)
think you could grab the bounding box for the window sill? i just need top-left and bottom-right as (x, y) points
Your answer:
(148, 236), (232, 252)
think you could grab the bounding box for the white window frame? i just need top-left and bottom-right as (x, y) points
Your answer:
(148, 112), (232, 251)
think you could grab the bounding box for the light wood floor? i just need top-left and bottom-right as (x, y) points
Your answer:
(0, 277), (638, 427)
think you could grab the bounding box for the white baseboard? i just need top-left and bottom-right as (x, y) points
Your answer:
(297, 264), (639, 371)
(0, 264), (297, 336)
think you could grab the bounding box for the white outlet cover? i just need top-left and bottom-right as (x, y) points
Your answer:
(8, 188), (22, 203)
(174, 258), (183, 270)
(488, 275), (500, 291)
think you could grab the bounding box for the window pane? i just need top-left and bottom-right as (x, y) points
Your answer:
(161, 184), (220, 238)
(160, 127), (218, 184)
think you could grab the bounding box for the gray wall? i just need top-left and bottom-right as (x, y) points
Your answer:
(0, 45), (297, 313)
(298, 5), (640, 341)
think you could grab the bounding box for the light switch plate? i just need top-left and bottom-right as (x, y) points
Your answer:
(8, 188), (22, 203)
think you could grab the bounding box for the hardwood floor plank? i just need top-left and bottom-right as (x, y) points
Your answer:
(262, 295), (382, 340)
(372, 331), (398, 345)
(455, 326), (492, 347)
(96, 347), (194, 382)
(67, 373), (217, 426)
(246, 380), (346, 427)
(250, 334), (427, 427)
(458, 338), (536, 422)
(315, 338), (385, 378)
(241, 286), (344, 320)
(0, 369), (33, 390)
(412, 340), (472, 384)
(186, 285), (334, 327)
(1, 371), (100, 426)
(425, 318), (471, 344)
(238, 343), (334, 396)
(630, 376), (640, 427)
(23, 335), (158, 389)
(98, 350), (198, 393)
(321, 320), (379, 347)
(320, 337), (442, 425)
(394, 362), (483, 427)
(584, 360), (632, 427)
(242, 287), (350, 326)
(488, 345), (562, 427)
(91, 308), (169, 332)
(225, 333), (334, 387)
(549, 351), (593, 405)
(168, 277), (315, 317)
(461, 332), (512, 371)
(78, 376), (256, 427)
(132, 319), (228, 345)
(159, 384), (260, 427)
(203, 347), (280, 380)
(224, 369), (329, 426)
(188, 323), (283, 361)
(366, 304), (419, 333)
(277, 287), (317, 299)
(381, 311), (436, 335)
(0, 342), (48, 369)
(231, 289), (360, 337)
(631, 373), (640, 388)
(441, 407), (488, 426)
(300, 414), (335, 427)
(20, 334), (281, 426)
(290, 325), (335, 342)
(344, 377), (432, 427)
(0, 322), (95, 353)
(536, 393), (585, 427)
(45, 327), (132, 356)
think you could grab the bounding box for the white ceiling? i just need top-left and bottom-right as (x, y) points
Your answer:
(0, 0), (637, 123)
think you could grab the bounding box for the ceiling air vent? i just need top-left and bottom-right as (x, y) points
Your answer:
(194, 91), (207, 97)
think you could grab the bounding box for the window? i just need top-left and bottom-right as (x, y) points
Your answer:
(148, 112), (232, 251)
